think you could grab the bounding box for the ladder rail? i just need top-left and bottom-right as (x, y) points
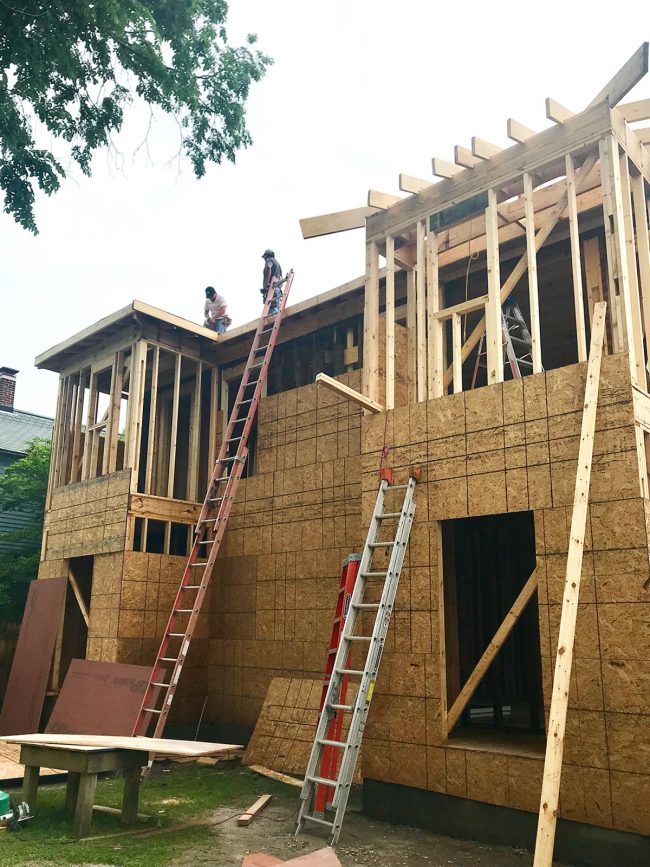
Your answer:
(133, 272), (294, 739)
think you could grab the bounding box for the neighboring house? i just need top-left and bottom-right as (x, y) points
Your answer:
(0, 367), (54, 553)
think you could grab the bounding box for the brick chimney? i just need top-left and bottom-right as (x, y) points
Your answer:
(0, 368), (18, 413)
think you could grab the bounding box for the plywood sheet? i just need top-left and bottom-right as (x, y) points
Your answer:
(4, 733), (243, 758)
(45, 659), (153, 736)
(0, 578), (67, 736)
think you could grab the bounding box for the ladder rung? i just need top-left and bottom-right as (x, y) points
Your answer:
(360, 571), (386, 577)
(330, 703), (354, 711)
(249, 362), (265, 369)
(174, 608), (194, 613)
(160, 657), (178, 662)
(348, 635), (372, 642)
(197, 539), (214, 545)
(183, 585), (201, 590)
(237, 398), (254, 405)
(369, 542), (394, 548)
(168, 632), (186, 637)
(336, 668), (364, 676)
(380, 512), (401, 519)
(190, 563), (205, 567)
(225, 436), (243, 443)
(152, 681), (169, 688)
(319, 738), (347, 748)
(308, 775), (340, 787)
(386, 484), (408, 490)
(353, 602), (380, 609)
(144, 708), (162, 714)
(302, 814), (334, 828)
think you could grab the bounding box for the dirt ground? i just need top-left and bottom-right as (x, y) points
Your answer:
(171, 788), (569, 867)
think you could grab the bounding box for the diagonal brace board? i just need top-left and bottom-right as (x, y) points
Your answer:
(446, 571), (538, 732)
(442, 150), (599, 390)
(533, 301), (607, 867)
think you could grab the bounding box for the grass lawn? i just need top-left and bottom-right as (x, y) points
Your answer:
(1, 763), (294, 867)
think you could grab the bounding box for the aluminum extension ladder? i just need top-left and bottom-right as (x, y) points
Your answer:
(296, 474), (417, 845)
(471, 300), (538, 388)
(132, 270), (295, 739)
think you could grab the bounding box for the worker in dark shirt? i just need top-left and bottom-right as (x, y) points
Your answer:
(261, 249), (283, 314)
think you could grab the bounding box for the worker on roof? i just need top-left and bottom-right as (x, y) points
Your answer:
(204, 286), (229, 334)
(261, 249), (283, 314)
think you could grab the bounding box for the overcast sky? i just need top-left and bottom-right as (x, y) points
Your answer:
(1, 1), (647, 416)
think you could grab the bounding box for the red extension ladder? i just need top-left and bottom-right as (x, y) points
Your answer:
(314, 553), (361, 813)
(133, 271), (295, 738)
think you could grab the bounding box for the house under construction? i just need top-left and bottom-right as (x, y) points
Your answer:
(29, 45), (650, 865)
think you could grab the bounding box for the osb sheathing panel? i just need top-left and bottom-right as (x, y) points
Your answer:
(243, 676), (360, 780)
(43, 469), (130, 560)
(207, 371), (365, 731)
(360, 353), (650, 835)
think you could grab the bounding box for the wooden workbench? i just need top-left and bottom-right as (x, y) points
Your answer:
(19, 742), (148, 839)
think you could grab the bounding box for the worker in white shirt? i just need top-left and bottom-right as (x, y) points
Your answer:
(204, 286), (228, 334)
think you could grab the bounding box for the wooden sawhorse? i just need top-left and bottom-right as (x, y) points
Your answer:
(20, 742), (148, 838)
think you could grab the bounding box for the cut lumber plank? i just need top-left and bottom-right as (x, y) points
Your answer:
(399, 173), (431, 194)
(619, 97), (650, 123)
(3, 733), (243, 758)
(533, 301), (607, 867)
(299, 207), (379, 239)
(507, 118), (535, 143)
(545, 98), (573, 123)
(247, 765), (303, 788)
(238, 794), (272, 826)
(368, 190), (402, 209)
(92, 804), (151, 822)
(454, 145), (481, 168)
(446, 572), (538, 731)
(472, 136), (502, 160)
(284, 848), (342, 866)
(432, 157), (462, 179)
(587, 43), (649, 109)
(315, 372), (383, 413)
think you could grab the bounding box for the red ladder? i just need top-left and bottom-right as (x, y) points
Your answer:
(133, 271), (295, 738)
(314, 553), (361, 813)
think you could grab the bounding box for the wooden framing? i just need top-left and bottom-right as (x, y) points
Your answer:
(631, 174), (650, 347)
(523, 173), (542, 372)
(187, 360), (203, 501)
(454, 145), (481, 169)
(399, 174), (431, 194)
(583, 237), (609, 353)
(167, 353), (182, 498)
(507, 118), (535, 143)
(385, 235), (396, 409)
(545, 98), (573, 124)
(300, 206), (379, 239)
(485, 189), (503, 385)
(533, 301), (606, 867)
(144, 346), (160, 495)
(415, 220), (427, 401)
(426, 231), (442, 399)
(406, 269), (417, 403)
(362, 240), (380, 404)
(565, 154), (588, 361)
(315, 372), (383, 413)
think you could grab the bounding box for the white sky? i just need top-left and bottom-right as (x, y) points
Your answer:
(1, 1), (648, 416)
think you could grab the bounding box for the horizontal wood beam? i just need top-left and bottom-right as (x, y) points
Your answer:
(507, 118), (535, 143)
(546, 98), (574, 124)
(434, 294), (488, 320)
(472, 136), (502, 160)
(399, 173), (432, 194)
(315, 372), (383, 413)
(587, 42), (649, 109)
(432, 157), (463, 179)
(368, 190), (403, 209)
(636, 127), (650, 144)
(300, 206), (379, 239)
(619, 98), (650, 123)
(129, 493), (202, 521)
(454, 145), (481, 168)
(366, 102), (612, 241)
